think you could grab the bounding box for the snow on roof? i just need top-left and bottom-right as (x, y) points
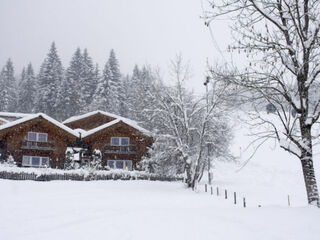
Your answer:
(82, 118), (152, 138)
(0, 112), (32, 122)
(0, 113), (79, 137)
(0, 112), (32, 118)
(0, 117), (9, 123)
(63, 110), (120, 124)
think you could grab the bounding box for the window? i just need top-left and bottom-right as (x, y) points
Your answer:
(27, 132), (48, 142)
(111, 137), (129, 146)
(116, 160), (124, 169)
(107, 160), (115, 169)
(107, 160), (132, 170)
(22, 156), (49, 167)
(121, 138), (129, 146)
(28, 132), (37, 141)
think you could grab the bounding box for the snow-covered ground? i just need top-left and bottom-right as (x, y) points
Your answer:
(210, 111), (320, 207)
(0, 180), (320, 240)
(1, 111), (320, 240)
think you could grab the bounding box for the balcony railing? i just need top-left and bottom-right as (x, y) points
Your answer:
(21, 140), (55, 151)
(104, 144), (137, 154)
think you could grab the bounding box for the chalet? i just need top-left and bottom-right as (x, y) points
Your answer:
(0, 113), (78, 168)
(0, 111), (153, 170)
(63, 111), (153, 170)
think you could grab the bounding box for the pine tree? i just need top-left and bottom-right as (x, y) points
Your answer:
(81, 49), (96, 111)
(126, 65), (156, 128)
(17, 63), (36, 113)
(36, 42), (64, 119)
(0, 59), (17, 112)
(58, 47), (83, 120)
(90, 62), (111, 111)
(107, 49), (122, 114)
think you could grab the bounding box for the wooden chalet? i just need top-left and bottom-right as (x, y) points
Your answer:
(0, 113), (78, 168)
(63, 111), (153, 170)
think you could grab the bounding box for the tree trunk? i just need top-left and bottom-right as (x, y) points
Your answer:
(300, 125), (320, 207)
(300, 153), (319, 207)
(184, 159), (193, 188)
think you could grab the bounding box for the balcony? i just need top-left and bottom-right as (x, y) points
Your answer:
(21, 140), (55, 151)
(104, 144), (137, 154)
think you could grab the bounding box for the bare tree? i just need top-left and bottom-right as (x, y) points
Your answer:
(142, 55), (233, 188)
(206, 0), (320, 206)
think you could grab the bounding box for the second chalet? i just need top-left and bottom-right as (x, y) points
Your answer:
(63, 111), (153, 170)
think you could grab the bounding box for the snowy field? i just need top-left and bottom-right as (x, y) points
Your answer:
(1, 112), (320, 240)
(0, 180), (320, 240)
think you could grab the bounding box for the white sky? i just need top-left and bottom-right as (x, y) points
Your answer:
(0, 0), (232, 93)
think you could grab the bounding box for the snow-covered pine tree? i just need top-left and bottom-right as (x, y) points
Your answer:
(90, 62), (110, 111)
(58, 47), (83, 120)
(0, 59), (17, 112)
(126, 65), (157, 129)
(80, 49), (96, 112)
(36, 42), (64, 120)
(17, 63), (36, 113)
(107, 49), (122, 114)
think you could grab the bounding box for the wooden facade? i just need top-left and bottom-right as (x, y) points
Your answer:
(82, 121), (153, 169)
(0, 115), (77, 168)
(0, 111), (153, 170)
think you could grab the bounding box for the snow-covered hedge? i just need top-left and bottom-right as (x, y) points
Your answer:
(0, 165), (183, 182)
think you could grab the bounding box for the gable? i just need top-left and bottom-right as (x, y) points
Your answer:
(83, 120), (153, 143)
(0, 116), (77, 142)
(64, 112), (116, 130)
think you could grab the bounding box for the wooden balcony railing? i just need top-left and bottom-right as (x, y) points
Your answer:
(104, 144), (137, 154)
(21, 140), (55, 151)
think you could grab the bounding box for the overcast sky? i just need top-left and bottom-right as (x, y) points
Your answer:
(0, 0), (231, 93)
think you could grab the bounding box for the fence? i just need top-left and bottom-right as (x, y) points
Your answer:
(201, 184), (291, 208)
(0, 170), (183, 182)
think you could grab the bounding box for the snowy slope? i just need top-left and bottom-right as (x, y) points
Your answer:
(0, 180), (319, 240)
(211, 111), (320, 207)
(1, 111), (320, 240)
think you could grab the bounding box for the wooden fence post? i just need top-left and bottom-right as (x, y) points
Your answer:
(225, 189), (228, 199)
(211, 186), (213, 195)
(234, 192), (237, 204)
(216, 187), (219, 196)
(205, 184), (207, 193)
(288, 195), (291, 207)
(243, 197), (246, 208)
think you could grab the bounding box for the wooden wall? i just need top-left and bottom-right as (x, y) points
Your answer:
(83, 121), (153, 169)
(0, 117), (77, 168)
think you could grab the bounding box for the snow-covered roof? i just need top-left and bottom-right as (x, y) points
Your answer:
(0, 113), (79, 137)
(63, 110), (120, 124)
(0, 112), (32, 118)
(82, 118), (152, 138)
(0, 112), (32, 122)
(0, 117), (9, 123)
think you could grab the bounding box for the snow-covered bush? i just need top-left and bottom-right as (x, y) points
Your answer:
(91, 149), (102, 170)
(3, 155), (16, 167)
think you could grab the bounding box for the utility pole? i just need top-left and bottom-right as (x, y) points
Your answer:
(204, 76), (212, 185)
